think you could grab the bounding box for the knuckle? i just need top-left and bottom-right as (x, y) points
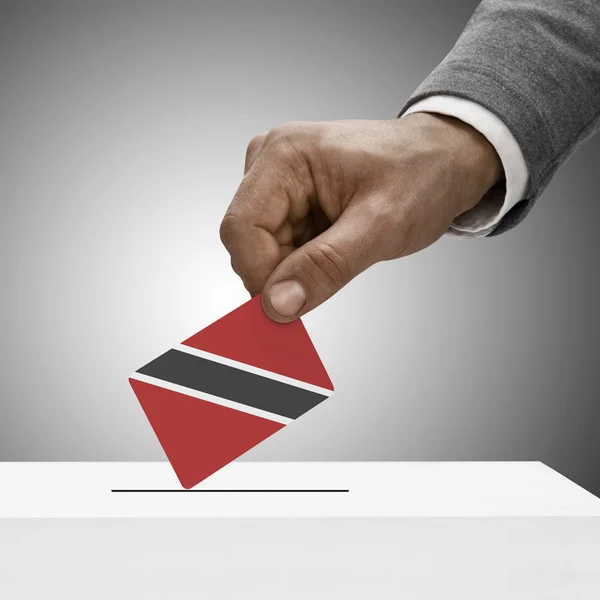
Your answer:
(219, 213), (241, 249)
(264, 125), (288, 146)
(245, 133), (266, 162)
(256, 123), (321, 186)
(266, 121), (304, 142)
(264, 122), (312, 159)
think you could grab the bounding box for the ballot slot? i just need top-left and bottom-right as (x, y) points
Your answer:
(110, 488), (350, 493)
(2, 462), (600, 518)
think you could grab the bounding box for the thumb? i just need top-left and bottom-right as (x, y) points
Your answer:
(262, 202), (387, 322)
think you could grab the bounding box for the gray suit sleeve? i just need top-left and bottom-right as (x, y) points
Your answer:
(399, 0), (600, 235)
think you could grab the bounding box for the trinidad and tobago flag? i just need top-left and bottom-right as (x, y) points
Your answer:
(129, 295), (334, 489)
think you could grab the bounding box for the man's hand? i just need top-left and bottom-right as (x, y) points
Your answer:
(220, 114), (502, 322)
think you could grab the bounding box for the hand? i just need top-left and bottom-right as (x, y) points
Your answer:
(220, 114), (502, 322)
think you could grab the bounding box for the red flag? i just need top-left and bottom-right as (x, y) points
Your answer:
(129, 295), (334, 489)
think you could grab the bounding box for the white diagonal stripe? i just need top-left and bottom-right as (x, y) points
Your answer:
(174, 343), (333, 397)
(129, 372), (293, 426)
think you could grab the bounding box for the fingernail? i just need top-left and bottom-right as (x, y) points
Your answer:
(269, 280), (306, 317)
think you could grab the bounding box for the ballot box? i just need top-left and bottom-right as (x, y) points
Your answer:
(1, 461), (600, 598)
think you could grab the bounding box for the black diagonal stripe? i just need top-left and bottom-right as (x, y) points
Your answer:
(136, 349), (328, 420)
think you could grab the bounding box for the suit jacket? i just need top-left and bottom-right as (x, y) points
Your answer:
(400, 0), (600, 235)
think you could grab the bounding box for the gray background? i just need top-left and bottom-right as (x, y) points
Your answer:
(1, 0), (599, 495)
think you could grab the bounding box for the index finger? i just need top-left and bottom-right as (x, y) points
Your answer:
(219, 162), (293, 295)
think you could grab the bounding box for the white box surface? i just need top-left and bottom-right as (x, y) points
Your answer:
(1, 461), (599, 518)
(1, 462), (599, 599)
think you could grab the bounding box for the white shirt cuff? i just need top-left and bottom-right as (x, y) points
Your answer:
(402, 96), (529, 238)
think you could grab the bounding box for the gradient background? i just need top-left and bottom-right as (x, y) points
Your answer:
(1, 0), (599, 496)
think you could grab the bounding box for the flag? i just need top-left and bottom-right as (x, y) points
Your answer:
(129, 295), (334, 488)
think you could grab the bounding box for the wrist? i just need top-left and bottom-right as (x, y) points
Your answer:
(401, 112), (503, 217)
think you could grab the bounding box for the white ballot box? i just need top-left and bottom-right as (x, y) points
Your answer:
(1, 462), (599, 599)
